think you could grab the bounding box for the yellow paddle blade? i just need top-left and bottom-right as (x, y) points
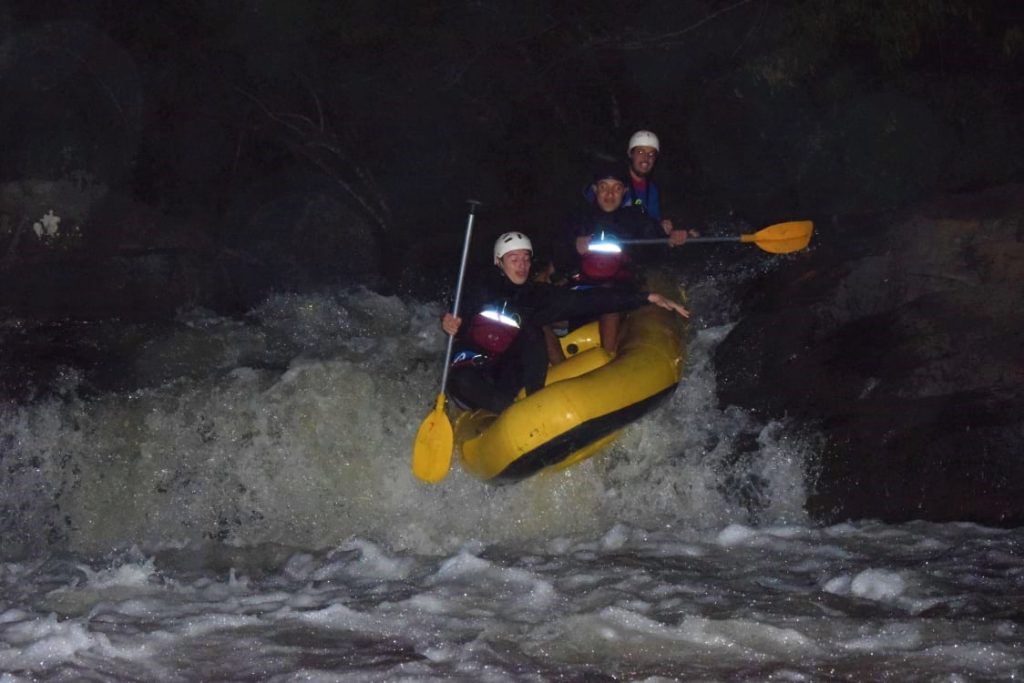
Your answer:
(412, 393), (453, 483)
(740, 220), (814, 254)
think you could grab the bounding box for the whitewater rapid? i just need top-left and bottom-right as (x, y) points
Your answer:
(1, 284), (808, 558)
(1, 520), (1020, 680)
(2, 283), (1021, 680)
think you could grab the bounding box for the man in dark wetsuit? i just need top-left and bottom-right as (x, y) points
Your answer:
(553, 164), (691, 352)
(441, 231), (689, 414)
(556, 164), (676, 279)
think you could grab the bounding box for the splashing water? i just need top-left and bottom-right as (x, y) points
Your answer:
(1, 283), (811, 557)
(1, 281), (1020, 680)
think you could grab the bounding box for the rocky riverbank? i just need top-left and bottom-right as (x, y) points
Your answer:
(713, 183), (1024, 527)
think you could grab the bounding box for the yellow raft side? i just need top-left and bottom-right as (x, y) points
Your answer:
(455, 286), (687, 483)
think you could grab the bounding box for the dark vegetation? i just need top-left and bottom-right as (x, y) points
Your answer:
(1, 1), (1021, 310)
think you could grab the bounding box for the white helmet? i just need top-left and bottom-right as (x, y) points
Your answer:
(493, 231), (533, 265)
(628, 130), (660, 153)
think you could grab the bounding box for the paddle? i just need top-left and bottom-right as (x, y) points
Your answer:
(412, 200), (480, 483)
(617, 220), (814, 254)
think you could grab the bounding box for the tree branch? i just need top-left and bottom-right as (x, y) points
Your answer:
(238, 88), (392, 233)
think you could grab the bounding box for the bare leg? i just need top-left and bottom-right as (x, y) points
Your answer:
(543, 325), (566, 365)
(599, 312), (622, 354)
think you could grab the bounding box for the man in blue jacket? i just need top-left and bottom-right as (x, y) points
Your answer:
(583, 130), (690, 243)
(623, 130), (665, 220)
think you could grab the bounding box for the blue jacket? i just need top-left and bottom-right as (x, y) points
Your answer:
(582, 174), (663, 220)
(623, 177), (661, 220)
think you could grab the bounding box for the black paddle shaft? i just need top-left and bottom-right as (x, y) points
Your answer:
(618, 236), (741, 246)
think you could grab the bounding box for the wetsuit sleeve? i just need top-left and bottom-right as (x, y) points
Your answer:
(609, 206), (661, 241)
(635, 212), (665, 240)
(530, 284), (649, 326)
(553, 203), (603, 281)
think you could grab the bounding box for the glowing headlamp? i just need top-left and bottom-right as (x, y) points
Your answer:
(479, 304), (520, 328)
(588, 231), (622, 254)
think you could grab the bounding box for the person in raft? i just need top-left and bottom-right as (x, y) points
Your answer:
(551, 163), (691, 353)
(441, 231), (689, 414)
(560, 163), (690, 279)
(583, 130), (672, 222)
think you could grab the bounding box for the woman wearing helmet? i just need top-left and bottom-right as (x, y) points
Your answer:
(440, 232), (690, 414)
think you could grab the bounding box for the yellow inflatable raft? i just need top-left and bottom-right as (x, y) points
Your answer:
(453, 280), (688, 483)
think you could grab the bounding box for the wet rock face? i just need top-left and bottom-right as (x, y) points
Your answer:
(0, 183), (381, 320)
(714, 184), (1024, 527)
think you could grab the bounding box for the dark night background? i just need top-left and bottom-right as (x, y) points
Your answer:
(1, 1), (1023, 525)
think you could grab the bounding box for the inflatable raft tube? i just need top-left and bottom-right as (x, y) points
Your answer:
(454, 284), (687, 483)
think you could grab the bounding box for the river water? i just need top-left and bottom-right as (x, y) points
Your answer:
(1, 270), (1022, 680)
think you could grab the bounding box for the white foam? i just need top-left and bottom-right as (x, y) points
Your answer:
(0, 614), (110, 671)
(79, 557), (156, 589)
(716, 523), (759, 546)
(311, 539), (414, 581)
(432, 550), (491, 580)
(845, 622), (923, 651)
(850, 568), (906, 602)
(599, 523), (630, 550)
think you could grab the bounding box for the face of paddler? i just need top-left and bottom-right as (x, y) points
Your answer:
(628, 145), (658, 178)
(497, 249), (532, 284)
(594, 178), (626, 213)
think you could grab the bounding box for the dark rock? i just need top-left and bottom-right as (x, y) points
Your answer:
(798, 91), (953, 215)
(0, 181), (379, 320)
(229, 187), (381, 288)
(0, 250), (261, 320)
(714, 184), (1024, 527)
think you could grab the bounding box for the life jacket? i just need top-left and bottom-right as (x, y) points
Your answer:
(580, 250), (625, 281)
(623, 177), (661, 220)
(579, 231), (629, 282)
(466, 301), (521, 356)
